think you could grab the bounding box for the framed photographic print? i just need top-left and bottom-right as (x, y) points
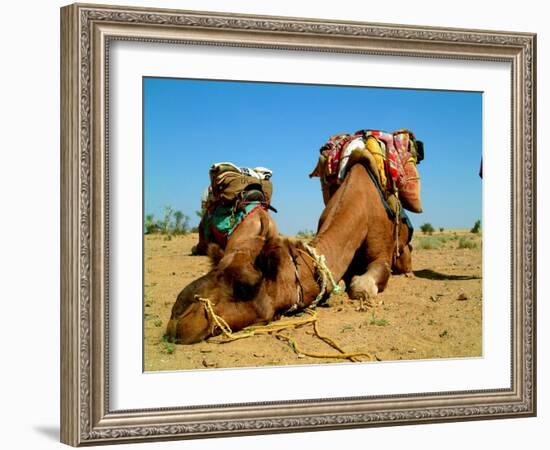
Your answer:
(60, 3), (536, 446)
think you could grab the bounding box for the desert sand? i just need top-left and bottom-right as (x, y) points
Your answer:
(143, 230), (482, 371)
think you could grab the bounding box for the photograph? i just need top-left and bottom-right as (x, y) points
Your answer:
(57, 2), (536, 446)
(142, 77), (483, 371)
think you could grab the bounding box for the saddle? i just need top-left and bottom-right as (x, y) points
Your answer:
(209, 162), (273, 207)
(312, 129), (424, 214)
(201, 162), (276, 247)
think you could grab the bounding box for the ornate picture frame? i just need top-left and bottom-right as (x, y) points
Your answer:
(60, 3), (536, 446)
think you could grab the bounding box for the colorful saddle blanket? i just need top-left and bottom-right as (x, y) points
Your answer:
(318, 129), (424, 213)
(203, 201), (265, 247)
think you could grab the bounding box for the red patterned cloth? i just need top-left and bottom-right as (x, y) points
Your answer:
(318, 128), (423, 213)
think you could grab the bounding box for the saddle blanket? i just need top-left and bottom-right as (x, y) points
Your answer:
(203, 201), (264, 247)
(207, 162), (274, 207)
(319, 129), (423, 213)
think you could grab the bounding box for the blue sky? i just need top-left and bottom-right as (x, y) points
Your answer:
(144, 77), (482, 235)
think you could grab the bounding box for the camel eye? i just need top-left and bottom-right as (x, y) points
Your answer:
(233, 280), (259, 301)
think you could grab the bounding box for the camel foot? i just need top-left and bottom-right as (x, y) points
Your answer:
(349, 275), (379, 310)
(355, 299), (367, 312)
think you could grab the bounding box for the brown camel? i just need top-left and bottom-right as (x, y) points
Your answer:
(309, 159), (413, 276)
(166, 163), (412, 344)
(192, 187), (274, 256)
(191, 215), (211, 256)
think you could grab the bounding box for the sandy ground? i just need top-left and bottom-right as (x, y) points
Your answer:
(143, 231), (482, 372)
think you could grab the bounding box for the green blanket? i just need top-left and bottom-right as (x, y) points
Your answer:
(204, 202), (263, 246)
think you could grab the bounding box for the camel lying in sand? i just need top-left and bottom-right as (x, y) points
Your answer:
(166, 163), (412, 344)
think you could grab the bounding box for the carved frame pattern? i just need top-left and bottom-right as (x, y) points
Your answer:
(60, 3), (536, 446)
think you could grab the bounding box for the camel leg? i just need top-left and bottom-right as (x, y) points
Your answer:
(348, 259), (391, 311)
(191, 218), (209, 255)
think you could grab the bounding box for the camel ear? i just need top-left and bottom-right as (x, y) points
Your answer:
(207, 243), (225, 267)
(255, 240), (280, 281)
(308, 156), (324, 178)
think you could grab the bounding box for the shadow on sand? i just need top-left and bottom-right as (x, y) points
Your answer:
(413, 269), (481, 281)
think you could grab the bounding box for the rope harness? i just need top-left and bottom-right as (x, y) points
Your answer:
(194, 297), (373, 362)
(297, 243), (342, 308)
(192, 244), (373, 363)
(393, 195), (402, 264)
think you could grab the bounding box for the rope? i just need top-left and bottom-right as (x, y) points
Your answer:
(274, 332), (372, 362)
(194, 296), (234, 338)
(297, 243), (342, 307)
(393, 196), (401, 260)
(197, 299), (373, 362)
(209, 309), (317, 343)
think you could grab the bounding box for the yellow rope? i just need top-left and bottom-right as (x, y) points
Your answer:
(194, 296), (234, 338)
(196, 297), (373, 362)
(297, 243), (342, 307)
(274, 332), (372, 362)
(207, 306), (317, 343)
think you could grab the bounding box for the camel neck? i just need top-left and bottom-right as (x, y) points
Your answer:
(309, 165), (371, 283)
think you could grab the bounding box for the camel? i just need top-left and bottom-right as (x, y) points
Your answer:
(309, 157), (413, 277)
(166, 163), (412, 344)
(191, 215), (212, 256)
(192, 187), (274, 256)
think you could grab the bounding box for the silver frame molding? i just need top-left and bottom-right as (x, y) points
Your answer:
(60, 3), (536, 446)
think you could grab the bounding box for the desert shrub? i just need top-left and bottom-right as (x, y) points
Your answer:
(470, 219), (481, 234)
(439, 227), (445, 232)
(159, 205), (174, 235)
(144, 214), (158, 234)
(161, 336), (176, 354)
(369, 311), (389, 327)
(173, 210), (190, 235)
(420, 223), (434, 235)
(458, 237), (478, 249)
(296, 229), (315, 239)
(147, 205), (191, 236)
(416, 236), (443, 250)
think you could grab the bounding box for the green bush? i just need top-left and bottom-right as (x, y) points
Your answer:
(420, 223), (434, 235)
(471, 219), (481, 234)
(369, 311), (389, 326)
(416, 237), (443, 250)
(173, 210), (190, 235)
(296, 229), (315, 239)
(458, 237), (478, 249)
(144, 214), (158, 234)
(145, 206), (190, 235)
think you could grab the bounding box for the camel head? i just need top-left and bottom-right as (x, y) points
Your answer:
(165, 211), (297, 344)
(393, 242), (413, 274)
(393, 219), (414, 274)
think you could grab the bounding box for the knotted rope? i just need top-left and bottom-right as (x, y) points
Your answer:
(195, 296), (234, 338)
(195, 296), (373, 362)
(297, 243), (342, 307)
